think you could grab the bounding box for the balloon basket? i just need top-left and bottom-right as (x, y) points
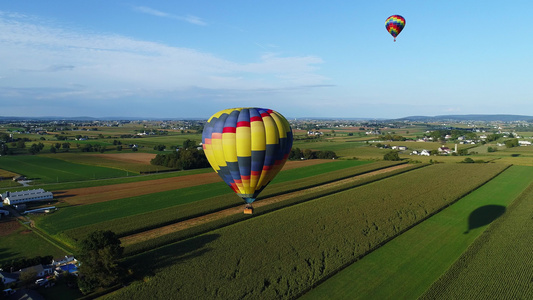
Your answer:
(244, 204), (254, 214)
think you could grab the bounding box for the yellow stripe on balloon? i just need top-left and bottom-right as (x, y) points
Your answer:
(211, 132), (227, 168)
(270, 112), (291, 138)
(236, 125), (251, 157)
(202, 141), (219, 172)
(207, 108), (242, 123)
(222, 132), (237, 163)
(262, 114), (279, 145)
(251, 117), (266, 151)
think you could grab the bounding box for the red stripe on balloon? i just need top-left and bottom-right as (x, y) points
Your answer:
(223, 127), (236, 133)
(237, 121), (251, 127)
(250, 116), (262, 122)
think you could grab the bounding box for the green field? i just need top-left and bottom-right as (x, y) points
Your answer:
(302, 165), (533, 299)
(0, 155), (131, 184)
(0, 219), (67, 266)
(101, 164), (507, 299)
(420, 176), (533, 299)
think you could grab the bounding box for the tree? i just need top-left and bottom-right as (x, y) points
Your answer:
(50, 145), (57, 153)
(154, 144), (166, 151)
(19, 270), (37, 287)
(17, 140), (26, 149)
(289, 148), (302, 160)
(77, 230), (124, 294)
(457, 148), (469, 156)
(183, 139), (197, 149)
(383, 151), (400, 161)
(463, 157), (475, 163)
(504, 139), (519, 148)
(0, 143), (8, 155)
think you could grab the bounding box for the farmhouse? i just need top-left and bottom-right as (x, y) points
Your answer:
(518, 140), (531, 146)
(392, 146), (408, 151)
(0, 271), (19, 285)
(438, 146), (453, 154)
(420, 149), (431, 156)
(1, 189), (53, 205)
(52, 255), (77, 266)
(18, 264), (53, 278)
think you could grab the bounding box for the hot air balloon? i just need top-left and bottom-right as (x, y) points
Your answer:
(202, 107), (293, 214)
(385, 15), (405, 42)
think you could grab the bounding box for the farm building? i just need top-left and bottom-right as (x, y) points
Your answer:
(1, 189), (53, 205)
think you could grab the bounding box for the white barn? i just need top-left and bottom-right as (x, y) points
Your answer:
(2, 189), (53, 205)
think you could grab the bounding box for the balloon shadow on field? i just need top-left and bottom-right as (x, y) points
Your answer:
(464, 205), (506, 234)
(126, 233), (220, 278)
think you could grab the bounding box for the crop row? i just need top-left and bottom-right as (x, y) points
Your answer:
(57, 161), (403, 246)
(122, 162), (423, 256)
(103, 163), (508, 300)
(420, 177), (533, 300)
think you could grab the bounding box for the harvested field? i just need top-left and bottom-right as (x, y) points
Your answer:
(0, 219), (21, 236)
(120, 163), (411, 247)
(56, 160), (332, 206)
(0, 168), (18, 179)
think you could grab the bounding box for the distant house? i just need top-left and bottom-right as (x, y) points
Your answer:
(518, 140), (531, 146)
(420, 149), (431, 156)
(2, 189), (53, 205)
(438, 146), (452, 154)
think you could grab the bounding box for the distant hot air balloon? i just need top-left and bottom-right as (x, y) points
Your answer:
(202, 107), (293, 214)
(385, 15), (406, 42)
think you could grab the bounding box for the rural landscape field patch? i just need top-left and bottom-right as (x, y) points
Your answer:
(102, 163), (507, 299)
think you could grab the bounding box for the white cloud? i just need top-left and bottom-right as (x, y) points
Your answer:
(0, 12), (327, 104)
(133, 6), (207, 26)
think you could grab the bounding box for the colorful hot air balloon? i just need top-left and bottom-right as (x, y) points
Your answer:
(202, 107), (293, 214)
(385, 15), (406, 42)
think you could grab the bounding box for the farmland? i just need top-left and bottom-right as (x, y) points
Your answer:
(0, 155), (130, 184)
(302, 165), (533, 299)
(2, 118), (533, 299)
(420, 174), (533, 299)
(102, 163), (509, 299)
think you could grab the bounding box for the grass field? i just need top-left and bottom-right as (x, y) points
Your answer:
(0, 218), (67, 266)
(420, 176), (533, 299)
(0, 155), (131, 184)
(301, 165), (533, 300)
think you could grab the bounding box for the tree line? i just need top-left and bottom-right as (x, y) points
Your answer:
(288, 147), (338, 160)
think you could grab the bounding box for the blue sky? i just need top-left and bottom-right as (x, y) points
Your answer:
(1, 1), (532, 119)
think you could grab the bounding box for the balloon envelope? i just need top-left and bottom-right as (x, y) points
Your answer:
(385, 15), (406, 41)
(202, 108), (293, 204)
